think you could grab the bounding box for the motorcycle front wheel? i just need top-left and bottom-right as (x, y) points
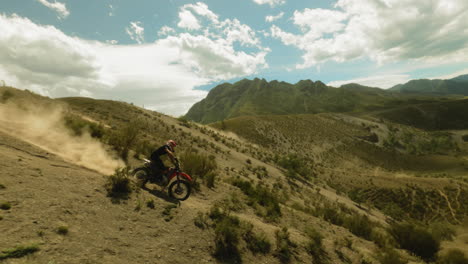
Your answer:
(132, 168), (149, 188)
(168, 180), (191, 201)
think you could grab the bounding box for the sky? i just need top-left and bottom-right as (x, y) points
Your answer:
(1, 0), (468, 116)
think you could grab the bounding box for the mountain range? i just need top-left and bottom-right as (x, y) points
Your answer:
(185, 75), (468, 124)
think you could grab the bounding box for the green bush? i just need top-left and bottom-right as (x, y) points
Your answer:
(146, 199), (155, 209)
(389, 222), (440, 262)
(194, 212), (209, 229)
(105, 167), (132, 198)
(377, 247), (407, 264)
(56, 225), (69, 235)
(63, 114), (105, 139)
(305, 227), (327, 263)
(1, 90), (14, 103)
(244, 229), (271, 254)
(0, 244), (39, 260)
(107, 120), (143, 162)
(213, 215), (242, 263)
(275, 227), (296, 263)
(437, 249), (468, 264)
(276, 154), (311, 179)
(232, 179), (282, 222)
(0, 202), (11, 210)
(462, 134), (468, 142)
(343, 214), (374, 240)
(179, 150), (217, 189)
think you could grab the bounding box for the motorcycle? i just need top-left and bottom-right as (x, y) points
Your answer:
(132, 159), (192, 201)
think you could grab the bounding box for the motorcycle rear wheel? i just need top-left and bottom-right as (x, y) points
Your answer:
(168, 180), (191, 201)
(132, 168), (149, 188)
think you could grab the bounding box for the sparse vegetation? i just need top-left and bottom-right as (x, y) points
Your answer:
(461, 134), (468, 142)
(107, 119), (143, 162)
(0, 244), (39, 260)
(389, 222), (440, 262)
(437, 249), (468, 264)
(63, 114), (105, 139)
(304, 227), (327, 264)
(194, 212), (209, 229)
(56, 225), (69, 235)
(179, 149), (217, 189)
(0, 202), (11, 210)
(232, 179), (282, 222)
(244, 228), (271, 254)
(105, 167), (132, 199)
(146, 199), (155, 209)
(376, 247), (407, 264)
(0, 90), (14, 103)
(162, 204), (177, 222)
(275, 227), (296, 263)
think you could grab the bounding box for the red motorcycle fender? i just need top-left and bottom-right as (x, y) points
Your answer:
(168, 172), (193, 182)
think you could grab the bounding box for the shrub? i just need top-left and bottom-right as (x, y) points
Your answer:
(104, 167), (132, 199)
(377, 247), (407, 264)
(194, 212), (209, 229)
(63, 115), (105, 139)
(107, 120), (143, 162)
(389, 222), (440, 262)
(179, 150), (217, 189)
(0, 202), (11, 210)
(305, 227), (327, 263)
(1, 90), (14, 103)
(275, 227), (296, 263)
(462, 134), (468, 142)
(0, 183), (5, 189)
(0, 244), (39, 260)
(146, 199), (155, 209)
(429, 222), (456, 241)
(213, 215), (242, 263)
(437, 249), (468, 264)
(343, 214), (374, 240)
(56, 225), (69, 235)
(232, 179), (282, 222)
(244, 229), (271, 254)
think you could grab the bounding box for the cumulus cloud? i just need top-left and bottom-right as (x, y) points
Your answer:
(36, 0), (70, 19)
(125, 21), (145, 44)
(253, 0), (285, 7)
(158, 26), (176, 36)
(271, 0), (468, 69)
(266, 12), (284, 22)
(0, 10), (268, 116)
(327, 74), (411, 89)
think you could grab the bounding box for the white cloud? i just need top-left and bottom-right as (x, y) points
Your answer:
(36, 0), (69, 19)
(177, 9), (201, 30)
(0, 13), (268, 116)
(108, 4), (115, 17)
(158, 26), (176, 36)
(266, 12), (284, 22)
(271, 0), (468, 69)
(253, 0), (285, 7)
(327, 74), (411, 89)
(125, 21), (145, 44)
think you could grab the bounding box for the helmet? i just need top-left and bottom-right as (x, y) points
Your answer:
(167, 140), (177, 148)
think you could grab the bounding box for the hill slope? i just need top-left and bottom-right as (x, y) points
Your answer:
(1, 86), (468, 263)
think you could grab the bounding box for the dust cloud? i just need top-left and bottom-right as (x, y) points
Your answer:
(0, 103), (124, 175)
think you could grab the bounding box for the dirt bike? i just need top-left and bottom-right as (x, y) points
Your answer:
(132, 159), (192, 201)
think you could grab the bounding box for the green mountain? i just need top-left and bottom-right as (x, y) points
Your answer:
(185, 78), (395, 123)
(389, 76), (468, 95)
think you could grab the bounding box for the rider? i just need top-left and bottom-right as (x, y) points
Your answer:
(150, 140), (178, 180)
